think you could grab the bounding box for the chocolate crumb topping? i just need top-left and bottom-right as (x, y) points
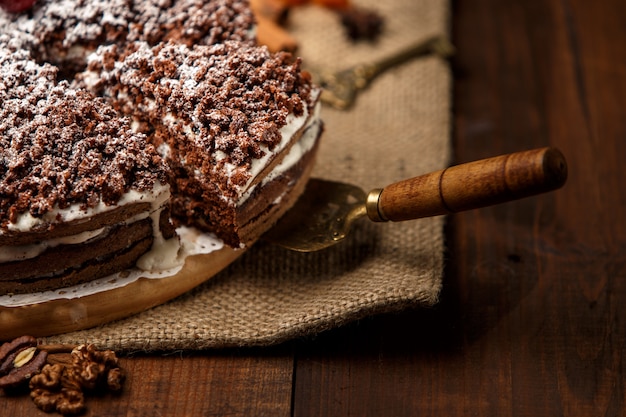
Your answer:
(83, 41), (314, 179)
(0, 43), (168, 228)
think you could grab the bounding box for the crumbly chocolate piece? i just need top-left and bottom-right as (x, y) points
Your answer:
(0, 42), (168, 229)
(130, 0), (255, 46)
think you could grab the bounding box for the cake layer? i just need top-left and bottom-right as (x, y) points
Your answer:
(0, 205), (174, 261)
(236, 119), (323, 245)
(1, 219), (152, 287)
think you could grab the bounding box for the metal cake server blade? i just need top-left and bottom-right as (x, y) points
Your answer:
(264, 147), (568, 252)
(264, 178), (369, 252)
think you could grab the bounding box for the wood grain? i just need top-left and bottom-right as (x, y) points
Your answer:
(3, 0), (626, 415)
(2, 350), (295, 416)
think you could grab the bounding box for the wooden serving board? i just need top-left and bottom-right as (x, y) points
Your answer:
(0, 247), (242, 340)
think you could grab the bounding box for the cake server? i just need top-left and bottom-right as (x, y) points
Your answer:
(264, 147), (567, 252)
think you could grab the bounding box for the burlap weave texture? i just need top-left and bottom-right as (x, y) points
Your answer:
(42, 0), (451, 351)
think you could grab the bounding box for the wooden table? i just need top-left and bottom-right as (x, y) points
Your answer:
(4, 0), (625, 415)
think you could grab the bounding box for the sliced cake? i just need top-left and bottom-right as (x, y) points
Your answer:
(78, 40), (323, 247)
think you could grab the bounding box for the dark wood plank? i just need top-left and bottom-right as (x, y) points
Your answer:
(2, 350), (295, 416)
(291, 0), (626, 415)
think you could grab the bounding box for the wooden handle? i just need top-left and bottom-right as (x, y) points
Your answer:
(370, 147), (567, 222)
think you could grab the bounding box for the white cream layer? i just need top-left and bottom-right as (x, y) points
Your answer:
(214, 104), (312, 197)
(4, 182), (169, 232)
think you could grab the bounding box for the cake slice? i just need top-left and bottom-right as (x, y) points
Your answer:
(0, 42), (177, 295)
(78, 40), (323, 247)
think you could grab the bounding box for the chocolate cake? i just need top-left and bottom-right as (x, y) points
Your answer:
(0, 0), (323, 295)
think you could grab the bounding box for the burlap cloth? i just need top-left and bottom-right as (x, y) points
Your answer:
(42, 0), (451, 351)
